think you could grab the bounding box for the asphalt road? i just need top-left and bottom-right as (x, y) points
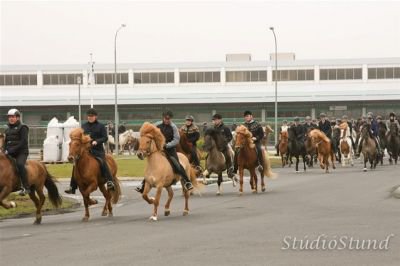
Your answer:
(1, 161), (400, 266)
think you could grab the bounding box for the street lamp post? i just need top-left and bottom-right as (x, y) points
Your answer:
(114, 24), (126, 156)
(77, 76), (82, 126)
(269, 27), (278, 146)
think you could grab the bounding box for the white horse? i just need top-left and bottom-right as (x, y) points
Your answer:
(339, 124), (354, 167)
(119, 130), (139, 155)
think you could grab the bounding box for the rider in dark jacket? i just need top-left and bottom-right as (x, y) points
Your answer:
(356, 113), (382, 157)
(212, 114), (234, 178)
(4, 108), (31, 196)
(136, 111), (194, 193)
(292, 117), (306, 141)
(180, 115), (201, 168)
(318, 113), (332, 138)
(65, 108), (115, 194)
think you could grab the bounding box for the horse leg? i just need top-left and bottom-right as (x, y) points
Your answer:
(281, 154), (285, 168)
(239, 167), (244, 195)
(164, 186), (174, 216)
(331, 151), (336, 169)
(216, 173), (223, 196)
(250, 169), (257, 193)
(149, 186), (162, 221)
(183, 188), (190, 216)
(0, 186), (16, 209)
(295, 156), (299, 172)
(142, 182), (154, 205)
(35, 188), (46, 225)
(98, 184), (112, 217)
(28, 190), (41, 224)
(302, 155), (307, 172)
(80, 184), (97, 222)
(363, 155), (368, 172)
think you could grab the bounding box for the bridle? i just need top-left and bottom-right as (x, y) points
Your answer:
(69, 136), (91, 162)
(138, 136), (157, 157)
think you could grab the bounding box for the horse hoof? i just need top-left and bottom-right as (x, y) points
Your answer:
(183, 210), (189, 216)
(9, 201), (16, 208)
(238, 191), (243, 196)
(149, 216), (158, 221)
(363, 168), (367, 172)
(82, 217), (89, 222)
(164, 209), (170, 216)
(101, 212), (108, 217)
(33, 218), (42, 225)
(252, 190), (257, 194)
(262, 187), (266, 192)
(108, 213), (113, 217)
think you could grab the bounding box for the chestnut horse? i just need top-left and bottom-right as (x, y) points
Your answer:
(309, 129), (336, 173)
(136, 122), (202, 221)
(235, 126), (276, 195)
(279, 131), (289, 167)
(68, 128), (121, 222)
(0, 133), (62, 224)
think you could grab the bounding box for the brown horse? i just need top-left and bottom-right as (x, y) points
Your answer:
(68, 128), (121, 222)
(262, 125), (274, 146)
(360, 124), (378, 171)
(0, 133), (62, 224)
(176, 130), (202, 168)
(136, 123), (202, 221)
(339, 124), (354, 167)
(386, 122), (399, 164)
(309, 129), (336, 173)
(235, 126), (276, 195)
(279, 131), (289, 167)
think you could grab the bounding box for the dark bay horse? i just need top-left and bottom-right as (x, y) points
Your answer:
(287, 127), (307, 172)
(332, 127), (341, 163)
(235, 126), (275, 195)
(68, 128), (122, 222)
(360, 125), (378, 171)
(136, 123), (202, 221)
(386, 123), (400, 165)
(202, 128), (235, 195)
(0, 133), (62, 224)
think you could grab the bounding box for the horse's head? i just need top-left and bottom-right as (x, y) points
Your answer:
(0, 133), (5, 153)
(137, 122), (165, 160)
(389, 123), (399, 136)
(203, 128), (220, 152)
(361, 124), (371, 138)
(68, 128), (92, 163)
(235, 125), (255, 150)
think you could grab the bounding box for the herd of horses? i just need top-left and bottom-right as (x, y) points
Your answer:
(0, 120), (399, 224)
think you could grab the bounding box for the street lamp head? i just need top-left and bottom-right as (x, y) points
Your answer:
(269, 27), (274, 31)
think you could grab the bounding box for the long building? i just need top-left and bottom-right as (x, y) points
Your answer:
(1, 54), (399, 126)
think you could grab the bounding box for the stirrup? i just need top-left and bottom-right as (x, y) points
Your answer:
(184, 182), (194, 191)
(19, 187), (30, 196)
(107, 181), (115, 190)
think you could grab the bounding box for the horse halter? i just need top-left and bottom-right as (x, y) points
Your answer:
(69, 136), (90, 162)
(138, 136), (156, 158)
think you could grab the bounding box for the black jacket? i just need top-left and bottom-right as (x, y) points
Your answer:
(82, 120), (108, 155)
(243, 120), (264, 143)
(318, 120), (332, 138)
(5, 120), (29, 156)
(292, 124), (306, 141)
(214, 123), (232, 145)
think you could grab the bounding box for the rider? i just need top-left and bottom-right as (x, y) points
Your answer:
(355, 113), (382, 157)
(292, 117), (306, 142)
(4, 108), (31, 196)
(65, 108), (115, 194)
(180, 115), (201, 169)
(340, 115), (356, 150)
(386, 112), (400, 133)
(303, 116), (317, 132)
(275, 120), (289, 156)
(241, 111), (265, 172)
(318, 113), (332, 139)
(135, 111), (194, 193)
(212, 113), (234, 178)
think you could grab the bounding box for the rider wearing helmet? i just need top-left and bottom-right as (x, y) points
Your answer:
(386, 112), (400, 133)
(339, 115), (356, 150)
(180, 115), (201, 169)
(4, 108), (31, 196)
(318, 113), (332, 138)
(212, 113), (234, 178)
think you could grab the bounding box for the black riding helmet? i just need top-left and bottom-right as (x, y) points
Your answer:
(86, 108), (98, 116)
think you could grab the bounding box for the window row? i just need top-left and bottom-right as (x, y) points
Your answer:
(226, 71), (267, 82)
(134, 72), (174, 84)
(272, 69), (314, 81)
(368, 67), (400, 79)
(0, 74), (37, 86)
(180, 71), (221, 83)
(43, 74), (83, 85)
(94, 73), (129, 84)
(320, 68), (362, 80)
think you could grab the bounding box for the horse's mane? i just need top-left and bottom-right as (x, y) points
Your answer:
(0, 133), (5, 151)
(139, 122), (165, 151)
(204, 128), (225, 151)
(235, 125), (255, 148)
(309, 129), (330, 143)
(70, 128), (91, 144)
(339, 122), (348, 130)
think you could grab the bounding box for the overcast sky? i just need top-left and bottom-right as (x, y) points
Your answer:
(1, 0), (400, 65)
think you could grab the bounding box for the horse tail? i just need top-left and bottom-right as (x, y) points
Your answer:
(263, 150), (277, 179)
(110, 175), (122, 204)
(44, 170), (62, 208)
(189, 166), (204, 193)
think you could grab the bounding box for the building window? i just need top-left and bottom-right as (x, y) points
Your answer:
(226, 70), (266, 82)
(180, 71), (221, 83)
(0, 74), (38, 86)
(43, 73), (83, 85)
(95, 73), (128, 84)
(320, 68), (362, 80)
(368, 67), (400, 79)
(134, 72), (174, 84)
(272, 69), (314, 81)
